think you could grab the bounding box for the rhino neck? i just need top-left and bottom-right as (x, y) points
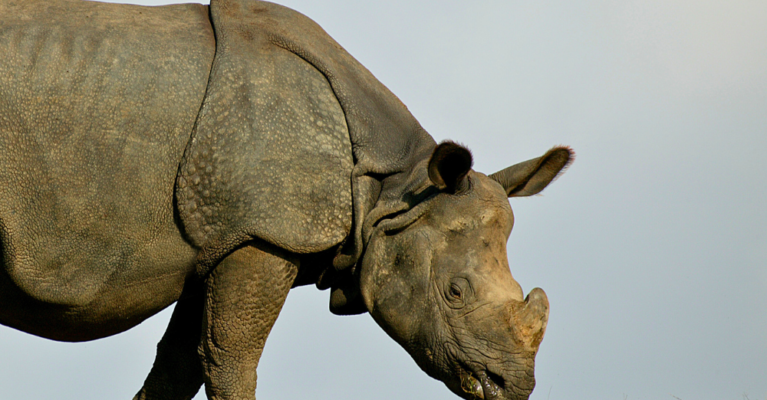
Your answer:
(318, 157), (437, 315)
(331, 146), (435, 271)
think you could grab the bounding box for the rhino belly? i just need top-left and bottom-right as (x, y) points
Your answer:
(0, 0), (214, 340)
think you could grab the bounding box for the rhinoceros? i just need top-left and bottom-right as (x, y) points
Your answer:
(0, 0), (573, 399)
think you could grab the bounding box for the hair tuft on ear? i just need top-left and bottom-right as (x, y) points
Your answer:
(536, 146), (575, 188)
(428, 141), (473, 193)
(489, 145), (574, 197)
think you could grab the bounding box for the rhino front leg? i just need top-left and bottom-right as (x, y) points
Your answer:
(200, 242), (299, 400)
(134, 287), (206, 400)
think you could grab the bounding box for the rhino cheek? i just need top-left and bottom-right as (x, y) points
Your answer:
(358, 231), (434, 342)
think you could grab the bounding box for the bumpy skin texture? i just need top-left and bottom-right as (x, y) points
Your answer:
(176, 6), (355, 258)
(180, 0), (437, 281)
(0, 0), (213, 340)
(0, 1), (573, 399)
(200, 243), (298, 399)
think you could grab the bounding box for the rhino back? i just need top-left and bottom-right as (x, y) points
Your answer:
(0, 0), (215, 312)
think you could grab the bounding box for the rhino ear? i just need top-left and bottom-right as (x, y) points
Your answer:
(490, 146), (573, 197)
(428, 141), (473, 193)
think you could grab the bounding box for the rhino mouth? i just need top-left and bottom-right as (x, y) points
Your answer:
(458, 365), (503, 400)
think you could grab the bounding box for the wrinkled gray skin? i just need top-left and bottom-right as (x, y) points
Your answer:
(0, 1), (573, 399)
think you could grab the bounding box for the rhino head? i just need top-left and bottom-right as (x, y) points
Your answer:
(350, 142), (572, 400)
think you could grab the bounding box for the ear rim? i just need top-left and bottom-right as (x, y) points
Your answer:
(428, 141), (474, 193)
(489, 146), (574, 197)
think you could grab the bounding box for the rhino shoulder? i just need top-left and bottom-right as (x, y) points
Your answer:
(176, 12), (354, 261)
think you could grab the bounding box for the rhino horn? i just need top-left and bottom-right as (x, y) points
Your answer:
(490, 146), (573, 197)
(512, 288), (550, 350)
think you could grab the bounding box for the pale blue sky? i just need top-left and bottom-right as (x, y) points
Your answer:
(1, 1), (765, 399)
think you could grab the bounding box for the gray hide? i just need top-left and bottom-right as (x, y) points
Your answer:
(0, 0), (213, 339)
(0, 0), (571, 399)
(178, 0), (438, 311)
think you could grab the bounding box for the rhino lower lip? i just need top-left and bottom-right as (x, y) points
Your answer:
(460, 370), (484, 399)
(476, 370), (502, 400)
(460, 367), (503, 400)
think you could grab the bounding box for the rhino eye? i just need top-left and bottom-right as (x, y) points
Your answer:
(445, 278), (471, 308)
(449, 284), (463, 300)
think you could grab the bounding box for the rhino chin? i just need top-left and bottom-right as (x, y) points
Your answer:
(461, 370), (503, 400)
(448, 366), (530, 400)
(458, 369), (485, 399)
